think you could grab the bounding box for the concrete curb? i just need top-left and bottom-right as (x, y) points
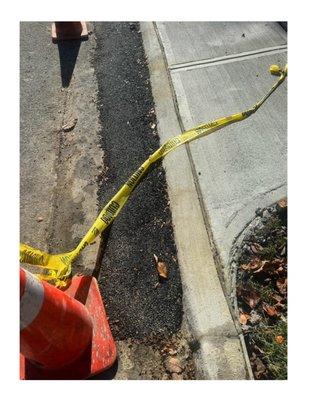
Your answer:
(141, 22), (252, 380)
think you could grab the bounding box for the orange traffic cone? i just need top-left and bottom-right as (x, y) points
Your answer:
(51, 22), (88, 43)
(20, 268), (116, 379)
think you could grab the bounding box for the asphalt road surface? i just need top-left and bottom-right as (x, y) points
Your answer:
(93, 22), (183, 340)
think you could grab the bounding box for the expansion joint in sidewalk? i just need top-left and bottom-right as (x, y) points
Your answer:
(169, 44), (287, 72)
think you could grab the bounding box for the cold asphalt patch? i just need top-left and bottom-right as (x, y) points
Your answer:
(93, 22), (183, 340)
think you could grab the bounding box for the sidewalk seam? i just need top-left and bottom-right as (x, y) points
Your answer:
(169, 45), (287, 72)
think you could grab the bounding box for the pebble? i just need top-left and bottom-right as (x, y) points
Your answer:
(164, 356), (183, 374)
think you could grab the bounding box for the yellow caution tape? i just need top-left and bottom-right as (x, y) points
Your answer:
(20, 64), (288, 287)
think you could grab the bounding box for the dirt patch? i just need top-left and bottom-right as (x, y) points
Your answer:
(91, 328), (196, 380)
(118, 330), (196, 380)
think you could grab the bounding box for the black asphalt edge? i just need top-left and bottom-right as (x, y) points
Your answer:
(92, 22), (183, 340)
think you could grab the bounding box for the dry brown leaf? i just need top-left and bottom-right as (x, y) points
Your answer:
(241, 257), (263, 271)
(275, 335), (284, 344)
(157, 261), (168, 279)
(251, 243), (264, 254)
(243, 257), (286, 277)
(262, 303), (278, 317)
(238, 285), (261, 309)
(276, 278), (287, 295)
(153, 254), (168, 279)
(253, 258), (286, 276)
(275, 266), (285, 276)
(239, 312), (250, 325)
(252, 260), (269, 274)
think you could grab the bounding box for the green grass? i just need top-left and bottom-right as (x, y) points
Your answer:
(260, 244), (277, 259)
(247, 277), (275, 303)
(250, 319), (287, 380)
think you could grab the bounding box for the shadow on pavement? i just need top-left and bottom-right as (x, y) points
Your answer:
(57, 40), (84, 87)
(88, 359), (119, 380)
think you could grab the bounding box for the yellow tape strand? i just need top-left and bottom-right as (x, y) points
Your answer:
(20, 64), (287, 287)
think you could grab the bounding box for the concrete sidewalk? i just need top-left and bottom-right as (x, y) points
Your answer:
(142, 21), (287, 379)
(156, 21), (287, 284)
